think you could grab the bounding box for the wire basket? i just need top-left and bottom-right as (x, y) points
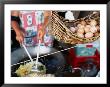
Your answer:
(48, 11), (100, 44)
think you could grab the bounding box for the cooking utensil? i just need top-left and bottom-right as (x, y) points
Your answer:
(36, 40), (41, 66)
(11, 46), (66, 77)
(31, 14), (43, 72)
(22, 41), (43, 72)
(22, 43), (34, 64)
(31, 40), (41, 72)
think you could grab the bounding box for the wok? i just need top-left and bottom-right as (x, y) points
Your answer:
(11, 46), (66, 77)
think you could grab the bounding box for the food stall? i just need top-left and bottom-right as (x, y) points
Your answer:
(11, 11), (100, 77)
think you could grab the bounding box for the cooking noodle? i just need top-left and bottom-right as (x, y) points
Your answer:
(15, 61), (48, 77)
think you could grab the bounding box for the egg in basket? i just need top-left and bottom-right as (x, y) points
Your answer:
(48, 11), (100, 44)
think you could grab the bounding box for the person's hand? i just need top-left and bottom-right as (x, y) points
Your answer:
(38, 26), (45, 41)
(15, 30), (24, 44)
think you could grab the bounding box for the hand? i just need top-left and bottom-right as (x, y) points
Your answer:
(38, 26), (45, 41)
(16, 30), (24, 44)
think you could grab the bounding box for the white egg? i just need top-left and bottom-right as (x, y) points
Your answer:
(77, 24), (82, 28)
(90, 20), (97, 26)
(90, 26), (97, 33)
(77, 33), (84, 38)
(75, 27), (78, 30)
(85, 32), (93, 38)
(70, 27), (76, 33)
(86, 25), (91, 28)
(77, 28), (84, 34)
(81, 21), (86, 26)
(80, 25), (85, 29)
(84, 27), (90, 33)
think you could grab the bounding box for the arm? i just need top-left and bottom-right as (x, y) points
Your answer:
(11, 11), (24, 44)
(43, 11), (51, 30)
(38, 11), (51, 40)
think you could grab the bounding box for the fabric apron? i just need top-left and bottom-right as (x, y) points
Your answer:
(19, 11), (53, 47)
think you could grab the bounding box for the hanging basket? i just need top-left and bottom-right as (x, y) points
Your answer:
(48, 11), (100, 44)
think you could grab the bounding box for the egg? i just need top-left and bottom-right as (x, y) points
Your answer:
(77, 33), (84, 38)
(90, 26), (97, 33)
(77, 24), (85, 29)
(77, 28), (84, 34)
(86, 25), (91, 28)
(85, 32), (93, 38)
(77, 24), (82, 28)
(90, 20), (97, 26)
(96, 25), (100, 31)
(70, 27), (76, 33)
(80, 25), (85, 29)
(81, 21), (86, 26)
(84, 27), (90, 33)
(75, 27), (78, 30)
(94, 32), (99, 36)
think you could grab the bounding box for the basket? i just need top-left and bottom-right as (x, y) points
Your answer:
(48, 11), (100, 44)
